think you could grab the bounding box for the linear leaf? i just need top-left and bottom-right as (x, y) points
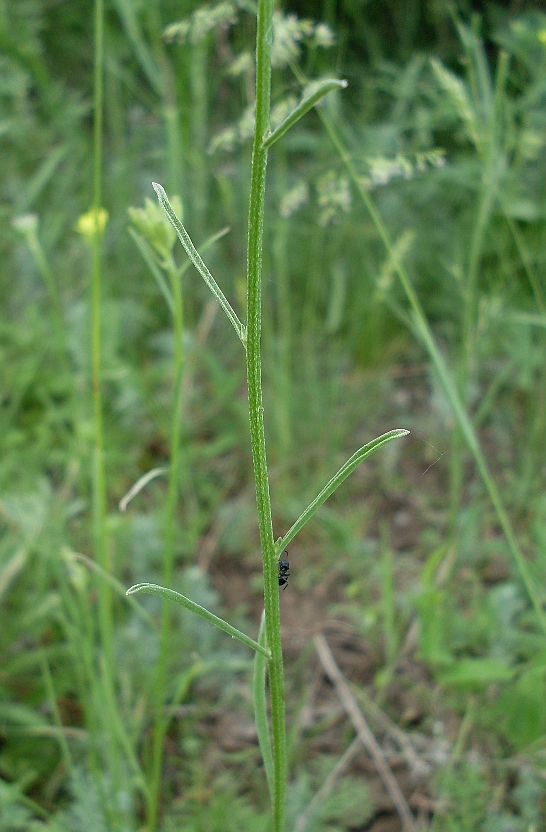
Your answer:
(152, 182), (246, 347)
(263, 79), (348, 150)
(128, 227), (174, 314)
(126, 582), (270, 658)
(277, 430), (409, 553)
(253, 611), (274, 801)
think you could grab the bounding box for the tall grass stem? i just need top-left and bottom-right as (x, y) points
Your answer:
(91, 0), (113, 675)
(147, 259), (185, 831)
(91, 0), (130, 822)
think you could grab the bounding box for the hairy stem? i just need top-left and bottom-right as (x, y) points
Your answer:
(246, 2), (287, 831)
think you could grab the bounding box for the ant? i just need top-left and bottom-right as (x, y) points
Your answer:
(278, 552), (290, 590)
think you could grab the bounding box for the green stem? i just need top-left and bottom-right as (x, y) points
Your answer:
(91, 0), (112, 675)
(147, 261), (185, 831)
(246, 2), (287, 831)
(189, 38), (209, 230)
(91, 0), (123, 823)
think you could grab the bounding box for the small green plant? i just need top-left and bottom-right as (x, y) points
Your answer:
(126, 3), (408, 830)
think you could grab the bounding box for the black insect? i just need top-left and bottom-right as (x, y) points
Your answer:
(278, 552), (290, 590)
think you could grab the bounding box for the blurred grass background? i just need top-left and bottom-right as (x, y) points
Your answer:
(2, 1), (546, 830)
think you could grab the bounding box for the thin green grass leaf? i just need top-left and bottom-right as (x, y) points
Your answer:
(152, 182), (247, 347)
(277, 430), (409, 552)
(97, 654), (150, 801)
(177, 224), (231, 278)
(119, 467), (168, 512)
(263, 78), (347, 150)
(111, 0), (162, 95)
(506, 311), (546, 328)
(411, 308), (546, 632)
(253, 611), (274, 803)
(22, 145), (69, 210)
(195, 224), (231, 260)
(126, 582), (270, 657)
(128, 228), (174, 314)
(454, 18), (493, 125)
(41, 659), (75, 779)
(317, 111), (546, 634)
(0, 548), (27, 602)
(437, 658), (515, 687)
(500, 211), (546, 312)
(73, 553), (157, 629)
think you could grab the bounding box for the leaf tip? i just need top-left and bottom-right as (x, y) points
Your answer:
(151, 182), (165, 200)
(126, 583), (145, 596)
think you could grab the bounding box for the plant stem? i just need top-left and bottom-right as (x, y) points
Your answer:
(246, 2), (287, 831)
(91, 0), (124, 822)
(147, 262), (185, 831)
(91, 0), (112, 676)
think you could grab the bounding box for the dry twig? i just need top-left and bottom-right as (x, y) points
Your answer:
(314, 633), (417, 832)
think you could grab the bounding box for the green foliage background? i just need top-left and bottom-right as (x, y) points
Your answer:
(2, 1), (546, 830)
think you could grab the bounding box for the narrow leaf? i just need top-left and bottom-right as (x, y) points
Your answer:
(119, 466), (168, 512)
(263, 79), (348, 150)
(126, 582), (270, 658)
(253, 611), (274, 801)
(437, 658), (515, 688)
(152, 182), (247, 347)
(73, 553), (157, 629)
(128, 227), (174, 314)
(278, 430), (409, 552)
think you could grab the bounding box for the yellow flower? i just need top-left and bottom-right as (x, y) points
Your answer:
(76, 207), (109, 242)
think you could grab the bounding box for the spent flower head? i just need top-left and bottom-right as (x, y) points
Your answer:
(272, 12), (314, 68)
(164, 1), (237, 44)
(360, 150), (446, 189)
(313, 23), (335, 48)
(316, 171), (351, 226)
(279, 180), (309, 218)
(12, 213), (39, 237)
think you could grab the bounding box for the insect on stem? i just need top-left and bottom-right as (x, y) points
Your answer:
(278, 552), (290, 590)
